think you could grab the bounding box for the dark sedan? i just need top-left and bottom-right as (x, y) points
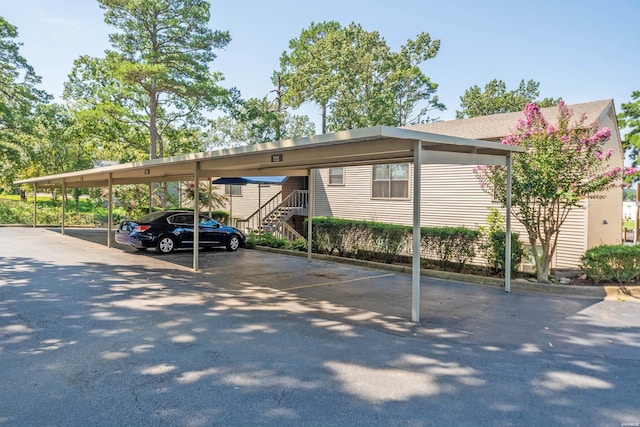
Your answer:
(115, 210), (245, 254)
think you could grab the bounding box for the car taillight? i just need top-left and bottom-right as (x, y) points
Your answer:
(134, 225), (151, 232)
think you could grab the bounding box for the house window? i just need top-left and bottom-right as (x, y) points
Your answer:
(328, 167), (345, 185)
(372, 163), (409, 198)
(225, 184), (242, 196)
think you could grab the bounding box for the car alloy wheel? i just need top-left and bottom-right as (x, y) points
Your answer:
(156, 236), (176, 254)
(226, 235), (240, 252)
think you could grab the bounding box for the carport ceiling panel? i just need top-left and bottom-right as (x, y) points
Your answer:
(198, 137), (415, 172)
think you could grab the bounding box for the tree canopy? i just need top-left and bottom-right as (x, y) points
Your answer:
(618, 91), (640, 175)
(0, 17), (50, 186)
(64, 0), (231, 162)
(279, 21), (444, 133)
(475, 102), (633, 282)
(456, 79), (559, 119)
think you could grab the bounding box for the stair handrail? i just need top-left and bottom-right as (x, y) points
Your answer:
(263, 190), (308, 220)
(235, 190), (282, 232)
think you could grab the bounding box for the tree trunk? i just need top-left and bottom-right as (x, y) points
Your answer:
(149, 83), (158, 209)
(321, 103), (327, 134)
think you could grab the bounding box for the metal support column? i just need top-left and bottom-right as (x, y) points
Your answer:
(193, 163), (200, 271)
(505, 154), (512, 292)
(61, 181), (66, 235)
(307, 169), (314, 260)
(33, 184), (37, 227)
(107, 173), (113, 248)
(412, 141), (423, 323)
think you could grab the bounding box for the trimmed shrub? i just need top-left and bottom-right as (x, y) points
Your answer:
(488, 231), (524, 276)
(210, 210), (229, 224)
(305, 217), (479, 269)
(420, 226), (480, 272)
(582, 245), (640, 284)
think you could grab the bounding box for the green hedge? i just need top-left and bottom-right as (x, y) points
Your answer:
(420, 227), (480, 272)
(487, 231), (524, 276)
(305, 217), (480, 268)
(582, 245), (640, 283)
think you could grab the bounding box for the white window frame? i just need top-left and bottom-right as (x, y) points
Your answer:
(371, 163), (410, 199)
(328, 167), (345, 185)
(225, 184), (242, 197)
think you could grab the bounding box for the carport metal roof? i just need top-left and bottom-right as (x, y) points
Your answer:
(16, 125), (524, 323)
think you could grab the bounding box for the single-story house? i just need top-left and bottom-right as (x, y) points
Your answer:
(215, 99), (624, 269)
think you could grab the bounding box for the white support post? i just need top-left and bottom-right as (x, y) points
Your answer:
(33, 184), (37, 228)
(307, 169), (314, 261)
(412, 141), (423, 323)
(61, 181), (66, 236)
(505, 154), (512, 293)
(193, 162), (200, 271)
(107, 173), (113, 248)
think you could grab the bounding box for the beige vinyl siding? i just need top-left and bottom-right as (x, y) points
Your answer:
(314, 163), (595, 268)
(314, 166), (414, 224)
(585, 108), (624, 249)
(213, 182), (282, 222)
(553, 206), (587, 268)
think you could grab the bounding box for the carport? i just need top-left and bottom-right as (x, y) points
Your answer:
(16, 126), (524, 322)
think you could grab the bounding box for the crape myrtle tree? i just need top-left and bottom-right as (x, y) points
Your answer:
(279, 21), (444, 133)
(475, 101), (634, 282)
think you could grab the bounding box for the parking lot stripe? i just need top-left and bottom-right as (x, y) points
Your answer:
(281, 273), (396, 291)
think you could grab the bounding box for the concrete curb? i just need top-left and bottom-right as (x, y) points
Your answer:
(252, 245), (640, 300)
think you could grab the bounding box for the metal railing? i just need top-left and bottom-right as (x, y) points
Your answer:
(235, 190), (308, 241)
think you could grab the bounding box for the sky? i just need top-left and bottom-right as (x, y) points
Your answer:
(3, 0), (640, 127)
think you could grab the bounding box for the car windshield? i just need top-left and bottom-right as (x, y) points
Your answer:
(137, 211), (169, 223)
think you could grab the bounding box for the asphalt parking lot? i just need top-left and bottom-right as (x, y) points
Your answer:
(1, 227), (639, 426)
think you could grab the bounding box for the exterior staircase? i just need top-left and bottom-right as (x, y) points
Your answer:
(235, 190), (308, 241)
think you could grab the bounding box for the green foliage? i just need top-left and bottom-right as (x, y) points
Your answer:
(0, 198), (120, 226)
(488, 231), (524, 276)
(456, 79), (560, 119)
(64, 0), (231, 163)
(619, 91), (640, 182)
(420, 227), (480, 272)
(209, 210), (229, 224)
(208, 93), (315, 147)
(246, 232), (292, 250)
(0, 17), (51, 187)
(582, 245), (640, 284)
(475, 102), (629, 282)
(182, 182), (227, 212)
(306, 217), (479, 268)
(477, 208), (523, 275)
(279, 21), (444, 133)
(290, 238), (307, 252)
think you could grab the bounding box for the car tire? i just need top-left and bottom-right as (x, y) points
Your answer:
(156, 236), (176, 254)
(226, 235), (240, 252)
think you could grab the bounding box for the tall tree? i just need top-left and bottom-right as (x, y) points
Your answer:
(64, 0), (231, 161)
(0, 17), (50, 187)
(618, 91), (640, 176)
(456, 79), (559, 119)
(208, 78), (315, 147)
(475, 102), (633, 282)
(279, 21), (444, 133)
